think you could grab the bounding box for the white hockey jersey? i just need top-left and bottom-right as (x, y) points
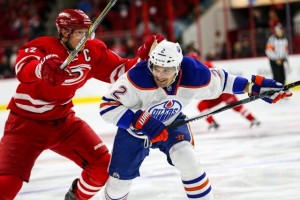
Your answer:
(99, 56), (248, 128)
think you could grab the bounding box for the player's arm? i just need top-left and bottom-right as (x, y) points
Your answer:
(15, 47), (43, 83)
(208, 67), (291, 103)
(93, 34), (164, 83)
(99, 75), (139, 126)
(99, 75), (168, 143)
(15, 47), (72, 86)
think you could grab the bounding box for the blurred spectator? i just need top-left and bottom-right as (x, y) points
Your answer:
(111, 39), (127, 57)
(212, 30), (226, 60)
(253, 9), (268, 30)
(0, 47), (15, 79)
(125, 37), (135, 58)
(205, 49), (218, 61)
(0, 0), (51, 78)
(77, 0), (93, 16)
(268, 8), (281, 33)
(28, 9), (42, 40)
(236, 37), (252, 58)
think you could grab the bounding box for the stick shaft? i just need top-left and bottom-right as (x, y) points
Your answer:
(167, 80), (300, 129)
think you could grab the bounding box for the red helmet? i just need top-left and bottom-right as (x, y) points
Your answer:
(56, 9), (92, 33)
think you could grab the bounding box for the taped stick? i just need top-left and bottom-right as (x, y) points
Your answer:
(167, 80), (300, 129)
(60, 0), (118, 70)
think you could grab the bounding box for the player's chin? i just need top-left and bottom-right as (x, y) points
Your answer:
(154, 78), (168, 87)
(156, 82), (169, 88)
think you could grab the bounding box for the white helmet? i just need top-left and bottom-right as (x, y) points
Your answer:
(149, 40), (183, 68)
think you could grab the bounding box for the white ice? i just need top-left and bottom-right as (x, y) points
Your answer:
(1, 92), (300, 200)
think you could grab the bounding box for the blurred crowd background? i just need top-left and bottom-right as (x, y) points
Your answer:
(1, 0), (300, 79)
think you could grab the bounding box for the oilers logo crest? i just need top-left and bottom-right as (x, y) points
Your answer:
(148, 100), (182, 122)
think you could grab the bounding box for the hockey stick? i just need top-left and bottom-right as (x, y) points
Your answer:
(167, 80), (300, 129)
(60, 0), (118, 70)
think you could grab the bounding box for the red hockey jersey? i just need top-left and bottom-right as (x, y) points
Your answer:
(8, 36), (138, 120)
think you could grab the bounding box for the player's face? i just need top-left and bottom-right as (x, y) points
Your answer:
(275, 28), (283, 37)
(151, 65), (177, 88)
(68, 28), (88, 49)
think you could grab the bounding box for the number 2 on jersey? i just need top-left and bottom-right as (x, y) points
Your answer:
(112, 85), (127, 100)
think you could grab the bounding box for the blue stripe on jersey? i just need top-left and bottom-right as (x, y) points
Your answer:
(180, 57), (211, 87)
(100, 96), (120, 116)
(187, 186), (212, 199)
(116, 109), (134, 129)
(99, 105), (119, 116)
(102, 96), (115, 102)
(182, 172), (206, 184)
(233, 77), (248, 94)
(105, 190), (129, 200)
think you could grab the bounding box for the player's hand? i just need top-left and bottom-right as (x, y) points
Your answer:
(249, 75), (292, 103)
(130, 110), (168, 143)
(36, 54), (72, 86)
(137, 34), (165, 60)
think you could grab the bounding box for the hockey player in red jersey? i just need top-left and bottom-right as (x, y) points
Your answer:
(0, 9), (157, 200)
(187, 52), (261, 130)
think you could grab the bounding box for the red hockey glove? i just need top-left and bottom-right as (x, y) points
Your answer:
(130, 110), (168, 143)
(36, 54), (72, 86)
(249, 75), (292, 103)
(137, 34), (165, 60)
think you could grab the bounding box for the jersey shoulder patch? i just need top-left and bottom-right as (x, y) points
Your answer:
(127, 61), (157, 90)
(180, 56), (211, 87)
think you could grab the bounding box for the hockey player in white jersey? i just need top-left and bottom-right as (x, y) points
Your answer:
(99, 40), (292, 199)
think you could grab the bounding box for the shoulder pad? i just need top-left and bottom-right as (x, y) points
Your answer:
(180, 56), (211, 87)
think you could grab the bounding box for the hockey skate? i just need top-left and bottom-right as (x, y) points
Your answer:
(250, 120), (261, 128)
(208, 121), (220, 130)
(65, 178), (78, 200)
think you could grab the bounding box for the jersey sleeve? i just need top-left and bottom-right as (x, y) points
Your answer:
(196, 67), (248, 99)
(15, 44), (45, 83)
(91, 40), (139, 83)
(99, 73), (141, 129)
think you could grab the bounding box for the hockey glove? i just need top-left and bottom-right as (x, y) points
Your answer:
(36, 54), (72, 86)
(130, 110), (168, 143)
(249, 75), (292, 103)
(137, 34), (165, 60)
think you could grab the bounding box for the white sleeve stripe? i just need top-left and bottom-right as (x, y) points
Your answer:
(79, 175), (102, 191)
(110, 64), (125, 83)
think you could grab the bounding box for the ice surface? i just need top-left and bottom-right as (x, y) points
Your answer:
(1, 92), (299, 200)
